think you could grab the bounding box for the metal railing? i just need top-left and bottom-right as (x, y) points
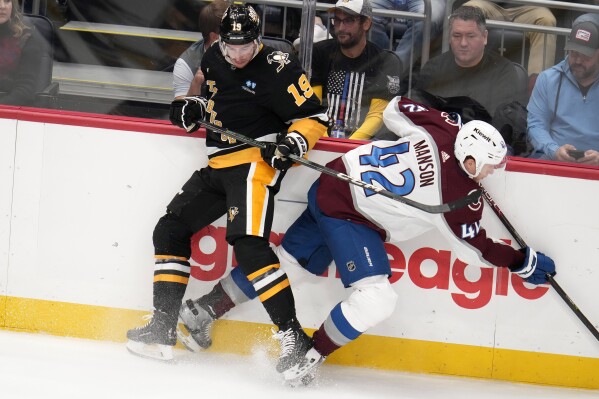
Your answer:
(248, 0), (432, 75)
(25, 0), (599, 112)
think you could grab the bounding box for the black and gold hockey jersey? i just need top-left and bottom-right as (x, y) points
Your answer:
(201, 43), (328, 168)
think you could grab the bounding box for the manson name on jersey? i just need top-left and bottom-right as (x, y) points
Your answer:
(413, 139), (436, 188)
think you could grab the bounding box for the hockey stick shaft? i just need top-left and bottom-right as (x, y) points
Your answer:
(199, 121), (479, 214)
(480, 187), (599, 342)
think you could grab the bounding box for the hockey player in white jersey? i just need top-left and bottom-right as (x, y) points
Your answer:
(177, 96), (556, 385)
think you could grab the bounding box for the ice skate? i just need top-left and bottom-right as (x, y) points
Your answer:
(126, 311), (177, 361)
(272, 321), (312, 374)
(285, 347), (325, 387)
(177, 299), (215, 352)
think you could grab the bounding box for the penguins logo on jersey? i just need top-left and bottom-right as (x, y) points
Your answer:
(266, 51), (290, 73)
(387, 75), (400, 94)
(228, 206), (239, 222)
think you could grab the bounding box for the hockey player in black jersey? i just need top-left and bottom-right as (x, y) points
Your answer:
(126, 4), (328, 378)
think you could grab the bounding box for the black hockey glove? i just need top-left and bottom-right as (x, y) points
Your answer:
(169, 96), (208, 133)
(261, 142), (294, 171)
(276, 131), (308, 159)
(511, 247), (556, 285)
(260, 131), (308, 171)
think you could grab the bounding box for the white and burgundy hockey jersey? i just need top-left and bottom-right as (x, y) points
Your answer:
(316, 97), (524, 269)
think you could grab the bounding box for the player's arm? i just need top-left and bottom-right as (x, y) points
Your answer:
(349, 98), (388, 140)
(445, 223), (555, 285)
(263, 66), (328, 171)
(274, 67), (328, 151)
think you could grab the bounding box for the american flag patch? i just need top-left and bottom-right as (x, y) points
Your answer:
(576, 29), (591, 42)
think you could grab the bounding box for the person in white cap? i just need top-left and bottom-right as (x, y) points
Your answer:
(310, 0), (402, 140)
(527, 16), (599, 165)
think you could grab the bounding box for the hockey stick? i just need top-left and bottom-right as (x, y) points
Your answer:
(199, 120), (480, 214)
(480, 187), (599, 342)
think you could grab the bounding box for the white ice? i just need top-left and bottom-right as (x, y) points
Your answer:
(0, 330), (596, 399)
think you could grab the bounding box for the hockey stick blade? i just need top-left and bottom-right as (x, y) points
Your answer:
(480, 186), (599, 342)
(199, 120), (480, 214)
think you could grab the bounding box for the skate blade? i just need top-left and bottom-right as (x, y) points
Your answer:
(283, 349), (324, 383)
(176, 323), (208, 352)
(126, 339), (174, 362)
(287, 371), (317, 388)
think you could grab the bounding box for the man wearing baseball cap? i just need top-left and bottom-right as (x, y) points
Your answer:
(527, 16), (599, 166)
(309, 0), (401, 140)
(330, 0), (373, 17)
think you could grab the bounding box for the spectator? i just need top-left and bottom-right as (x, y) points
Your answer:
(313, 0), (401, 140)
(527, 17), (599, 166)
(462, 1), (556, 78)
(173, 0), (229, 99)
(414, 6), (526, 119)
(0, 0), (42, 106)
(369, 0), (446, 78)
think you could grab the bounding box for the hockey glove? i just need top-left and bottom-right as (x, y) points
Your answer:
(169, 96), (208, 133)
(276, 131), (308, 160)
(261, 142), (294, 171)
(512, 247), (556, 285)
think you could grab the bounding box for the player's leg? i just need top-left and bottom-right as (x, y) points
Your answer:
(287, 199), (398, 385)
(177, 266), (255, 351)
(126, 169), (226, 361)
(461, 0), (508, 21)
(313, 217), (397, 356)
(223, 161), (313, 374)
(509, 6), (556, 74)
(177, 200), (331, 351)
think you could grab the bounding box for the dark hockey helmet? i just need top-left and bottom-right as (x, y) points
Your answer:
(220, 4), (261, 45)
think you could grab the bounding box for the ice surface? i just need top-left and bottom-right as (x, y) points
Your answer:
(0, 330), (596, 399)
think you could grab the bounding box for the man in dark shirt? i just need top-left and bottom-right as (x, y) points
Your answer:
(311, 0), (401, 140)
(414, 6), (526, 118)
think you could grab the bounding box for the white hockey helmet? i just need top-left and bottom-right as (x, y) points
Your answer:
(454, 120), (507, 178)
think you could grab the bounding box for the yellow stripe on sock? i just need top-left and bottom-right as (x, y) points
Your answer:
(153, 275), (189, 284)
(258, 279), (290, 302)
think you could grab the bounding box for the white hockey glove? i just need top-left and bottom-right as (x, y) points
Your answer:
(169, 96), (208, 133)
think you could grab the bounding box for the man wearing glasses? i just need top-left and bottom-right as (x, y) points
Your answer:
(311, 0), (401, 140)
